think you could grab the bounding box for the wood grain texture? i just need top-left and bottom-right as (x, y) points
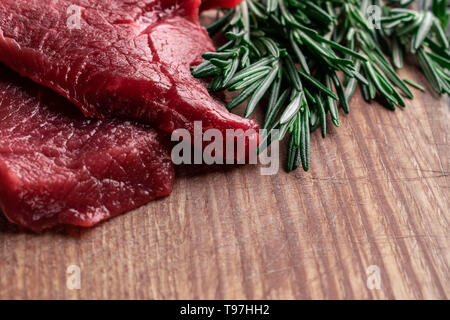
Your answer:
(0, 11), (449, 300)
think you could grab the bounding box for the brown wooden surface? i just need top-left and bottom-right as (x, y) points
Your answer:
(0, 12), (449, 299)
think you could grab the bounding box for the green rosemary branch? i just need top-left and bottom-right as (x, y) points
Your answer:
(383, 0), (450, 94)
(192, 0), (450, 172)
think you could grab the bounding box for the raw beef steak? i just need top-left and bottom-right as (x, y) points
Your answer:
(0, 0), (259, 153)
(0, 66), (174, 232)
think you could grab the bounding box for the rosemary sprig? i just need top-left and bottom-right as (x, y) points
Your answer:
(382, 0), (450, 94)
(192, 0), (450, 172)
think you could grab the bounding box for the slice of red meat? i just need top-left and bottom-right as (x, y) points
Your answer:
(0, 0), (259, 157)
(200, 0), (242, 11)
(0, 65), (174, 232)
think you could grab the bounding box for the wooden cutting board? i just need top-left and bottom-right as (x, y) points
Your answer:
(0, 12), (448, 300)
